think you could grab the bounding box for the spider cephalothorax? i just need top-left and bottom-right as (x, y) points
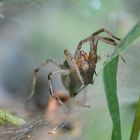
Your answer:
(28, 28), (121, 104)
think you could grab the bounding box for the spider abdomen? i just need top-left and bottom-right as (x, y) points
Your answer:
(61, 70), (82, 97)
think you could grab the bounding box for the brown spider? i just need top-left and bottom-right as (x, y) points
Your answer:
(28, 28), (121, 106)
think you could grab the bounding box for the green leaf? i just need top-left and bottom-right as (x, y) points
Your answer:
(130, 97), (140, 140)
(0, 109), (25, 126)
(103, 19), (140, 140)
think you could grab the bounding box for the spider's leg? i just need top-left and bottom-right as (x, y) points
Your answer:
(89, 37), (112, 63)
(46, 59), (62, 68)
(93, 35), (118, 46)
(74, 37), (118, 62)
(89, 37), (98, 59)
(48, 70), (71, 114)
(74, 37), (91, 60)
(88, 35), (118, 63)
(92, 28), (121, 41)
(48, 70), (70, 105)
(64, 49), (85, 88)
(27, 59), (62, 100)
(74, 29), (121, 60)
(91, 36), (126, 63)
(89, 38), (98, 76)
(64, 50), (75, 68)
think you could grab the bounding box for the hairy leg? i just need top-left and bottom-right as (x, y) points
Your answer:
(64, 49), (85, 89)
(91, 28), (121, 41)
(48, 70), (71, 106)
(27, 59), (62, 100)
(74, 34), (119, 60)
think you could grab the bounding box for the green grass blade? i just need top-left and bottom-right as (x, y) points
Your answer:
(103, 56), (121, 140)
(103, 20), (140, 140)
(130, 97), (140, 140)
(0, 109), (25, 126)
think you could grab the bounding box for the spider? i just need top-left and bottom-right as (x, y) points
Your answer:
(28, 28), (121, 106)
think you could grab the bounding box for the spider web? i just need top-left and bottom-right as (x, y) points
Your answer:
(0, 1), (139, 140)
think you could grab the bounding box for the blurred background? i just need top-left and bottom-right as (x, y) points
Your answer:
(0, 0), (140, 140)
